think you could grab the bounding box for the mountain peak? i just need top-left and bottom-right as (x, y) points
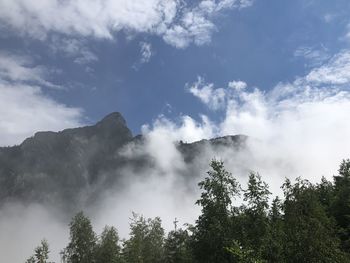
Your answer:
(95, 112), (131, 137)
(99, 112), (125, 123)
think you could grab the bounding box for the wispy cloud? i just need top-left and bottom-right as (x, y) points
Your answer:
(49, 37), (98, 65)
(0, 0), (252, 48)
(140, 42), (153, 64)
(294, 45), (331, 67)
(0, 52), (61, 89)
(305, 50), (350, 85)
(0, 53), (84, 146)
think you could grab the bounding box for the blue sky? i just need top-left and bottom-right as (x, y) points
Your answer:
(1, 0), (350, 146)
(4, 2), (350, 260)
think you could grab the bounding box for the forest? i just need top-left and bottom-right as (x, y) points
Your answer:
(26, 159), (350, 263)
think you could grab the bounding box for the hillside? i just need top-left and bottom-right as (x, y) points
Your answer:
(0, 112), (246, 210)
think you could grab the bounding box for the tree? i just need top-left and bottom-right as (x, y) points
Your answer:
(264, 196), (285, 263)
(332, 159), (350, 252)
(122, 213), (165, 263)
(63, 211), (97, 263)
(316, 176), (334, 213)
(164, 223), (193, 263)
(282, 178), (347, 263)
(25, 239), (50, 263)
(226, 240), (266, 263)
(95, 226), (121, 263)
(192, 160), (240, 263)
(240, 172), (271, 258)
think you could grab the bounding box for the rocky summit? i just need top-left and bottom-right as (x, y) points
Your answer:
(0, 112), (246, 211)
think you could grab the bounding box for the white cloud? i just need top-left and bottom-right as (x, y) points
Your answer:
(0, 52), (61, 89)
(140, 42), (153, 64)
(49, 37), (98, 65)
(305, 50), (350, 85)
(294, 45), (330, 67)
(0, 83), (83, 146)
(228, 80), (247, 90)
(144, 50), (350, 196)
(0, 0), (252, 48)
(0, 53), (84, 146)
(188, 76), (229, 110)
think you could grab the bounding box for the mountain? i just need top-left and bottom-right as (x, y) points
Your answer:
(0, 112), (247, 211)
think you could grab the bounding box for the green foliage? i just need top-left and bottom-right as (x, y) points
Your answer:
(164, 228), (193, 263)
(25, 159), (350, 263)
(240, 172), (271, 258)
(332, 159), (350, 252)
(122, 213), (165, 263)
(192, 159), (240, 263)
(95, 226), (121, 263)
(264, 196), (285, 263)
(25, 239), (50, 263)
(63, 211), (97, 263)
(282, 178), (347, 263)
(226, 240), (266, 263)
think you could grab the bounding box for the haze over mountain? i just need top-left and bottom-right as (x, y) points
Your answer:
(0, 112), (247, 212)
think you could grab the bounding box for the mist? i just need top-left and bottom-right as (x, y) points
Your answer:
(1, 51), (350, 262)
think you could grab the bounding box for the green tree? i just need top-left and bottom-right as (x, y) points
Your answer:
(25, 239), (50, 263)
(316, 176), (334, 213)
(282, 178), (347, 263)
(226, 240), (265, 263)
(164, 226), (193, 263)
(332, 159), (350, 252)
(63, 211), (97, 263)
(241, 172), (271, 258)
(192, 160), (240, 263)
(95, 226), (121, 263)
(265, 196), (285, 263)
(122, 213), (165, 263)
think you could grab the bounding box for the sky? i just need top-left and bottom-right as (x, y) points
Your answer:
(1, 0), (350, 146)
(3, 1), (350, 261)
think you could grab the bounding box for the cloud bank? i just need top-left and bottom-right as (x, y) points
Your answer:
(149, 50), (350, 192)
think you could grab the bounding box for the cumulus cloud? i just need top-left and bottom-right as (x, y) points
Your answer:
(0, 0), (252, 48)
(144, 49), (350, 195)
(188, 76), (228, 110)
(0, 53), (84, 146)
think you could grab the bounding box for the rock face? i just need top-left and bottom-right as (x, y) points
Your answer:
(0, 112), (246, 210)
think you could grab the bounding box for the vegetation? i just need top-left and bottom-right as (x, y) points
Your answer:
(27, 159), (350, 262)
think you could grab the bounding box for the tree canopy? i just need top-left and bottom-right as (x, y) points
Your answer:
(26, 159), (350, 263)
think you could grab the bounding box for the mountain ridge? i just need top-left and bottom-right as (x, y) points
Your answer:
(0, 112), (247, 211)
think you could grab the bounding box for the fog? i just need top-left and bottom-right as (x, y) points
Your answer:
(2, 51), (350, 262)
